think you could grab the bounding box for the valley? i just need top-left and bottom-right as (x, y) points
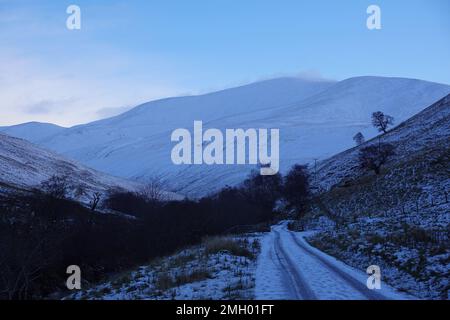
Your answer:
(0, 77), (448, 300)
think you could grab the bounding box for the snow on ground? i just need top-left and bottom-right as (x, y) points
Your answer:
(314, 93), (450, 192)
(306, 207), (450, 300)
(255, 222), (413, 300)
(298, 94), (449, 300)
(66, 234), (262, 300)
(254, 230), (293, 299)
(65, 223), (419, 300)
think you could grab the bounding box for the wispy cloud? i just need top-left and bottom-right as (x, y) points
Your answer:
(0, 49), (184, 126)
(23, 100), (53, 115)
(0, 1), (187, 126)
(22, 98), (79, 115)
(1, 0), (449, 127)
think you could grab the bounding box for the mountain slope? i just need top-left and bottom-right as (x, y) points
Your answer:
(0, 122), (65, 142)
(0, 133), (140, 200)
(303, 94), (450, 299)
(5, 76), (450, 196)
(314, 93), (450, 191)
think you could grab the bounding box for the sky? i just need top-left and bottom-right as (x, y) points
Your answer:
(0, 0), (449, 127)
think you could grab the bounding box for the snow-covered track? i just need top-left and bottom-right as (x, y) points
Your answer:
(273, 229), (316, 300)
(287, 231), (386, 300)
(255, 223), (413, 300)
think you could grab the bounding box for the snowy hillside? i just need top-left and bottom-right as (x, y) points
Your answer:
(314, 93), (450, 191)
(5, 76), (450, 197)
(0, 122), (65, 142)
(302, 94), (450, 299)
(0, 132), (141, 200)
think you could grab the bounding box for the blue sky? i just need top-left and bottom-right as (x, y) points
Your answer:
(1, 0), (449, 126)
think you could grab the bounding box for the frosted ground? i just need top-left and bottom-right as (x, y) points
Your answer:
(67, 235), (262, 300)
(67, 225), (412, 300)
(303, 94), (450, 300)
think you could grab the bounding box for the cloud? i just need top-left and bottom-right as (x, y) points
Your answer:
(295, 69), (333, 82)
(22, 98), (79, 115)
(0, 49), (185, 126)
(23, 101), (51, 114)
(0, 2), (187, 127)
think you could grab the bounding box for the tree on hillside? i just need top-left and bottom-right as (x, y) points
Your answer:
(90, 192), (102, 211)
(40, 175), (71, 199)
(353, 132), (365, 146)
(359, 142), (395, 175)
(283, 165), (310, 217)
(372, 111), (394, 133)
(241, 169), (283, 215)
(140, 176), (167, 204)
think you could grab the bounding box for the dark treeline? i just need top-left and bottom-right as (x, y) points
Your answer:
(0, 166), (310, 300)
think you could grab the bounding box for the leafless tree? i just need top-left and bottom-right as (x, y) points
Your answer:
(90, 192), (102, 211)
(140, 176), (167, 204)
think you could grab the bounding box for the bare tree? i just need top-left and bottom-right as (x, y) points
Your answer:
(353, 132), (365, 146)
(90, 192), (102, 211)
(372, 111), (394, 134)
(140, 176), (167, 204)
(359, 142), (395, 175)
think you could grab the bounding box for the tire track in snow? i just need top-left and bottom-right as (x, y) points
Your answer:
(273, 229), (317, 300)
(287, 230), (387, 300)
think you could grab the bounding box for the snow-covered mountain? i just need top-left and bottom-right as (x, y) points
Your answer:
(4, 76), (450, 197)
(0, 132), (140, 200)
(0, 122), (65, 142)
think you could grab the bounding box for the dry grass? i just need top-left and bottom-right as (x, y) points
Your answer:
(203, 236), (254, 259)
(175, 268), (211, 286)
(154, 268), (212, 291)
(154, 273), (174, 291)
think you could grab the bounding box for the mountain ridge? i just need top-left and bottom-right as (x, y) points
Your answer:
(0, 132), (141, 202)
(2, 76), (450, 197)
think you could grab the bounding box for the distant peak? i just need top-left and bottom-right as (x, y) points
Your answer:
(8, 121), (65, 129)
(340, 76), (448, 86)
